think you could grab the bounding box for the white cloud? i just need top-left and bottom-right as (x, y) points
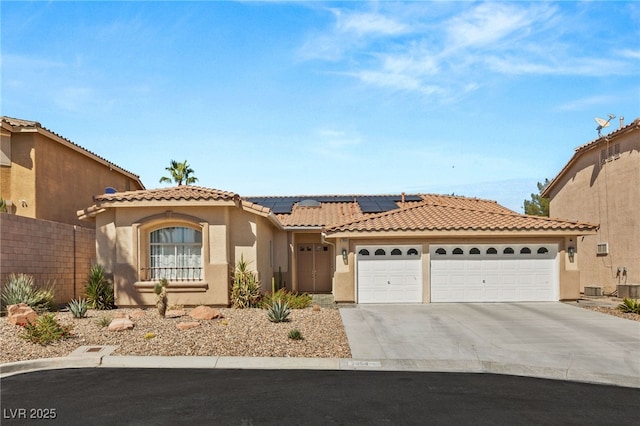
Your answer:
(335, 10), (408, 36)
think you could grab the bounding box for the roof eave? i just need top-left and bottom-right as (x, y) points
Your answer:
(324, 228), (598, 239)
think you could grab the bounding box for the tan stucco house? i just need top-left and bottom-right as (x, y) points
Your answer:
(78, 186), (597, 307)
(1, 116), (144, 227)
(542, 117), (639, 295)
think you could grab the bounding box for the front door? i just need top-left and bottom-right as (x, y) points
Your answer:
(297, 244), (332, 293)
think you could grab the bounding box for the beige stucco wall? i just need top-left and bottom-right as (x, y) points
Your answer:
(0, 129), (143, 227)
(330, 235), (580, 303)
(94, 204), (283, 307)
(547, 128), (640, 293)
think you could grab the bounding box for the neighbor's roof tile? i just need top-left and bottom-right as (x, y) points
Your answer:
(325, 202), (598, 233)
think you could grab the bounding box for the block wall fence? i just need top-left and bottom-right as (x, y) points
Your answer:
(0, 213), (96, 304)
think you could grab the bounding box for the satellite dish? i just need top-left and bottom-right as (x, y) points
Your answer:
(594, 114), (615, 137)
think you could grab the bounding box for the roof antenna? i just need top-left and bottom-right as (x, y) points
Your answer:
(595, 114), (615, 137)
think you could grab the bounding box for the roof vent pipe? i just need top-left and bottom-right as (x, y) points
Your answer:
(620, 116), (624, 128)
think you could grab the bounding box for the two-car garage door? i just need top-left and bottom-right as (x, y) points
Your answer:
(430, 244), (558, 302)
(357, 244), (558, 303)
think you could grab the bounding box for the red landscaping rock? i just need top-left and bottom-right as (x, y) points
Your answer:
(7, 303), (38, 326)
(176, 321), (200, 330)
(165, 310), (186, 318)
(108, 317), (135, 331)
(189, 306), (222, 320)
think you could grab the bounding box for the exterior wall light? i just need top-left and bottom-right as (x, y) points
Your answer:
(568, 246), (575, 262)
(342, 248), (348, 264)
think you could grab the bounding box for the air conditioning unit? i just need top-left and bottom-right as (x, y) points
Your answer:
(596, 243), (609, 255)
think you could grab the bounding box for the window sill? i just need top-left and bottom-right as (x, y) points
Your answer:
(133, 281), (209, 293)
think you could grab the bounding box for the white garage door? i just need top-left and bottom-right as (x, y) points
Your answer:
(430, 244), (558, 302)
(357, 245), (422, 303)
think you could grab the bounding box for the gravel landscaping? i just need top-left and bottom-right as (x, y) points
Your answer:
(0, 306), (352, 364)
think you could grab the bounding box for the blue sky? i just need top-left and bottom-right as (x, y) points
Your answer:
(2, 1), (639, 212)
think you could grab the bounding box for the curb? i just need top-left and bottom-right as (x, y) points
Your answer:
(2, 356), (639, 388)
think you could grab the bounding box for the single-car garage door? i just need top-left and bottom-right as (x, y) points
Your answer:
(357, 245), (422, 303)
(430, 244), (558, 302)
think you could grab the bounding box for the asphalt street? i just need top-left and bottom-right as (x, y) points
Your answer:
(1, 368), (638, 425)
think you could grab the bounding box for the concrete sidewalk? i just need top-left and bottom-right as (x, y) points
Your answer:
(2, 302), (639, 388)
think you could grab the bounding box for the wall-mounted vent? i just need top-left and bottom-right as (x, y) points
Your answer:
(596, 243), (609, 255)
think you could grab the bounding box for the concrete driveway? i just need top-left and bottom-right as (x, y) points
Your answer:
(340, 303), (640, 387)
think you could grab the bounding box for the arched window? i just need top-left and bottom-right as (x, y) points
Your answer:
(391, 248), (402, 255)
(407, 248), (419, 256)
(358, 249), (370, 256)
(150, 227), (202, 281)
(503, 247), (515, 254)
(520, 247), (531, 254)
(470, 248), (481, 255)
(537, 247), (549, 254)
(375, 249), (386, 256)
(435, 248), (447, 255)
(487, 247), (497, 255)
(453, 248), (464, 255)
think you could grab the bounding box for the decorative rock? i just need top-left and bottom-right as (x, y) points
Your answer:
(176, 321), (200, 330)
(108, 317), (135, 331)
(189, 306), (222, 320)
(7, 303), (38, 326)
(165, 310), (186, 318)
(313, 304), (321, 312)
(130, 309), (146, 319)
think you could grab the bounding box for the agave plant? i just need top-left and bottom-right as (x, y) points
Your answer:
(84, 264), (114, 310)
(68, 298), (89, 318)
(288, 329), (303, 340)
(617, 298), (640, 314)
(267, 300), (290, 323)
(0, 273), (56, 313)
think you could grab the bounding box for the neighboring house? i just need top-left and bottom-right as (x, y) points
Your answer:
(78, 186), (597, 307)
(1, 116), (144, 227)
(542, 117), (640, 295)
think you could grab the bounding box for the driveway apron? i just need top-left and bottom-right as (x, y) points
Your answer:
(339, 303), (640, 387)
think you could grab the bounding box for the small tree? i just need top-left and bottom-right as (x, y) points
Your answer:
(524, 179), (550, 216)
(159, 160), (198, 186)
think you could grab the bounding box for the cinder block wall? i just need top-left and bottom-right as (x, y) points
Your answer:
(0, 213), (95, 304)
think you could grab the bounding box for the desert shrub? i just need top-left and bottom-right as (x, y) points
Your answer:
(288, 329), (303, 340)
(154, 279), (169, 317)
(1, 273), (56, 313)
(95, 315), (112, 328)
(267, 300), (290, 323)
(85, 264), (114, 310)
(617, 298), (640, 314)
(68, 298), (89, 318)
(231, 256), (261, 308)
(21, 313), (72, 345)
(260, 288), (312, 309)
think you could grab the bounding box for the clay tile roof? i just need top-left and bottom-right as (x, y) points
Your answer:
(94, 186), (238, 203)
(325, 202), (598, 234)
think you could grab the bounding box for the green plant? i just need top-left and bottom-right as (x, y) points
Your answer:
(154, 278), (169, 317)
(260, 289), (312, 310)
(0, 197), (7, 213)
(231, 255), (261, 308)
(68, 298), (88, 318)
(95, 315), (112, 328)
(267, 300), (290, 323)
(617, 298), (640, 314)
(21, 313), (72, 345)
(288, 329), (303, 340)
(84, 264), (114, 310)
(1, 274), (56, 313)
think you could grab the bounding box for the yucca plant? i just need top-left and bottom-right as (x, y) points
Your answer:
(1, 273), (56, 313)
(231, 255), (261, 308)
(68, 298), (89, 318)
(617, 298), (640, 314)
(21, 313), (72, 345)
(84, 264), (114, 310)
(267, 300), (290, 323)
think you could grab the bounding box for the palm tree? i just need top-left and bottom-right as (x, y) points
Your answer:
(159, 160), (198, 186)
